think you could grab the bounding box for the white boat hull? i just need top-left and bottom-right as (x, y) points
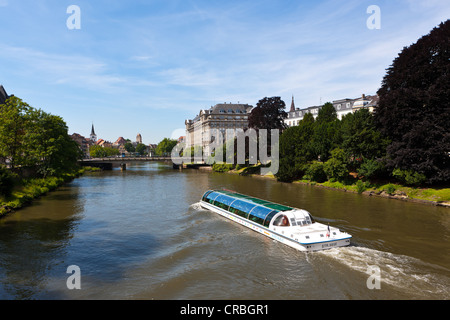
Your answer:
(200, 201), (351, 252)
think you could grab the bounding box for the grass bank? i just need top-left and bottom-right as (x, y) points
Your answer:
(0, 166), (101, 218)
(214, 163), (450, 208)
(293, 179), (450, 207)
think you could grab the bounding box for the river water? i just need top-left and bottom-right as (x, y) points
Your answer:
(0, 162), (449, 300)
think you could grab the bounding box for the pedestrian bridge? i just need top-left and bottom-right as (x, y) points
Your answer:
(79, 156), (173, 170)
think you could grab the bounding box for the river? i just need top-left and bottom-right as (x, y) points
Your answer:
(0, 162), (449, 300)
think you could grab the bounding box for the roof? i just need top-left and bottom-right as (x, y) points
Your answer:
(206, 189), (293, 212)
(0, 85), (9, 105)
(114, 137), (126, 145)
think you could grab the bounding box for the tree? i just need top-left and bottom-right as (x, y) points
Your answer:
(316, 102), (337, 124)
(124, 142), (135, 153)
(156, 138), (177, 156)
(248, 97), (287, 130)
(340, 109), (389, 167)
(276, 113), (315, 182)
(135, 143), (147, 156)
(89, 145), (119, 158)
(0, 96), (30, 170)
(311, 102), (341, 162)
(24, 108), (81, 177)
(375, 20), (450, 184)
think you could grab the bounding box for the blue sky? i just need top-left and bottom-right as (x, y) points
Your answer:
(0, 0), (449, 144)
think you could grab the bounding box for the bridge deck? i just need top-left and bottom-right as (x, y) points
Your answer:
(80, 157), (172, 162)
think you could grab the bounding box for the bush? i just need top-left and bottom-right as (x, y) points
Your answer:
(383, 183), (397, 195)
(324, 158), (349, 182)
(392, 169), (426, 187)
(212, 163), (234, 173)
(0, 166), (16, 197)
(357, 158), (383, 180)
(322, 148), (349, 182)
(303, 161), (327, 182)
(356, 180), (367, 194)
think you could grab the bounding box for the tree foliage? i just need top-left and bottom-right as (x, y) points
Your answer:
(277, 104), (388, 183)
(248, 97), (287, 130)
(375, 20), (450, 184)
(135, 143), (147, 155)
(0, 96), (81, 178)
(89, 145), (119, 158)
(276, 113), (315, 182)
(156, 138), (178, 156)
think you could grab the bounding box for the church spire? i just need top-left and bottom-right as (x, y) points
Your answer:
(90, 123), (97, 142)
(290, 95), (295, 112)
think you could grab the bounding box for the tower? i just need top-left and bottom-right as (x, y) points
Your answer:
(136, 133), (142, 144)
(90, 124), (97, 143)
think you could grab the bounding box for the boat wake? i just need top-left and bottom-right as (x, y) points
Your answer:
(317, 245), (450, 298)
(189, 202), (204, 211)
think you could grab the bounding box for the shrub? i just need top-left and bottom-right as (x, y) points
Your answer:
(356, 180), (367, 194)
(322, 148), (349, 182)
(212, 163), (234, 173)
(303, 161), (327, 183)
(383, 183), (397, 195)
(357, 158), (383, 180)
(392, 169), (426, 187)
(324, 158), (349, 182)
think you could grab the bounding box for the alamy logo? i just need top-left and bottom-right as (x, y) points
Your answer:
(367, 5), (381, 30)
(366, 265), (381, 290)
(171, 128), (279, 175)
(66, 265), (81, 290)
(66, 5), (81, 30)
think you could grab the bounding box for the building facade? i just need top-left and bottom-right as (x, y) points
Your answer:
(285, 94), (378, 127)
(185, 103), (253, 156)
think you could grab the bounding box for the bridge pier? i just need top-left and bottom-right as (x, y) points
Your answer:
(120, 163), (126, 171)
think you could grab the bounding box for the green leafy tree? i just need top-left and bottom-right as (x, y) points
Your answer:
(124, 142), (135, 153)
(276, 113), (315, 182)
(156, 138), (177, 156)
(89, 145), (107, 158)
(0, 96), (30, 170)
(340, 109), (389, 167)
(311, 103), (341, 162)
(375, 20), (450, 184)
(323, 148), (349, 182)
(24, 108), (81, 177)
(135, 143), (147, 155)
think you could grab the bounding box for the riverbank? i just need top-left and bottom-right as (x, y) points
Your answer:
(217, 164), (450, 208)
(0, 166), (101, 218)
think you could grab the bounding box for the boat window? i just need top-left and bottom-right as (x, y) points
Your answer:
(229, 199), (255, 219)
(202, 190), (214, 202)
(290, 218), (297, 226)
(213, 194), (235, 210)
(263, 210), (279, 228)
(248, 206), (274, 226)
(273, 215), (290, 227)
(204, 191), (222, 205)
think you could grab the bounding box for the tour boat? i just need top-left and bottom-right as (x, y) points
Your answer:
(200, 189), (351, 252)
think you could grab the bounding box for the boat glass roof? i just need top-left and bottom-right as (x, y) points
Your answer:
(201, 189), (294, 228)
